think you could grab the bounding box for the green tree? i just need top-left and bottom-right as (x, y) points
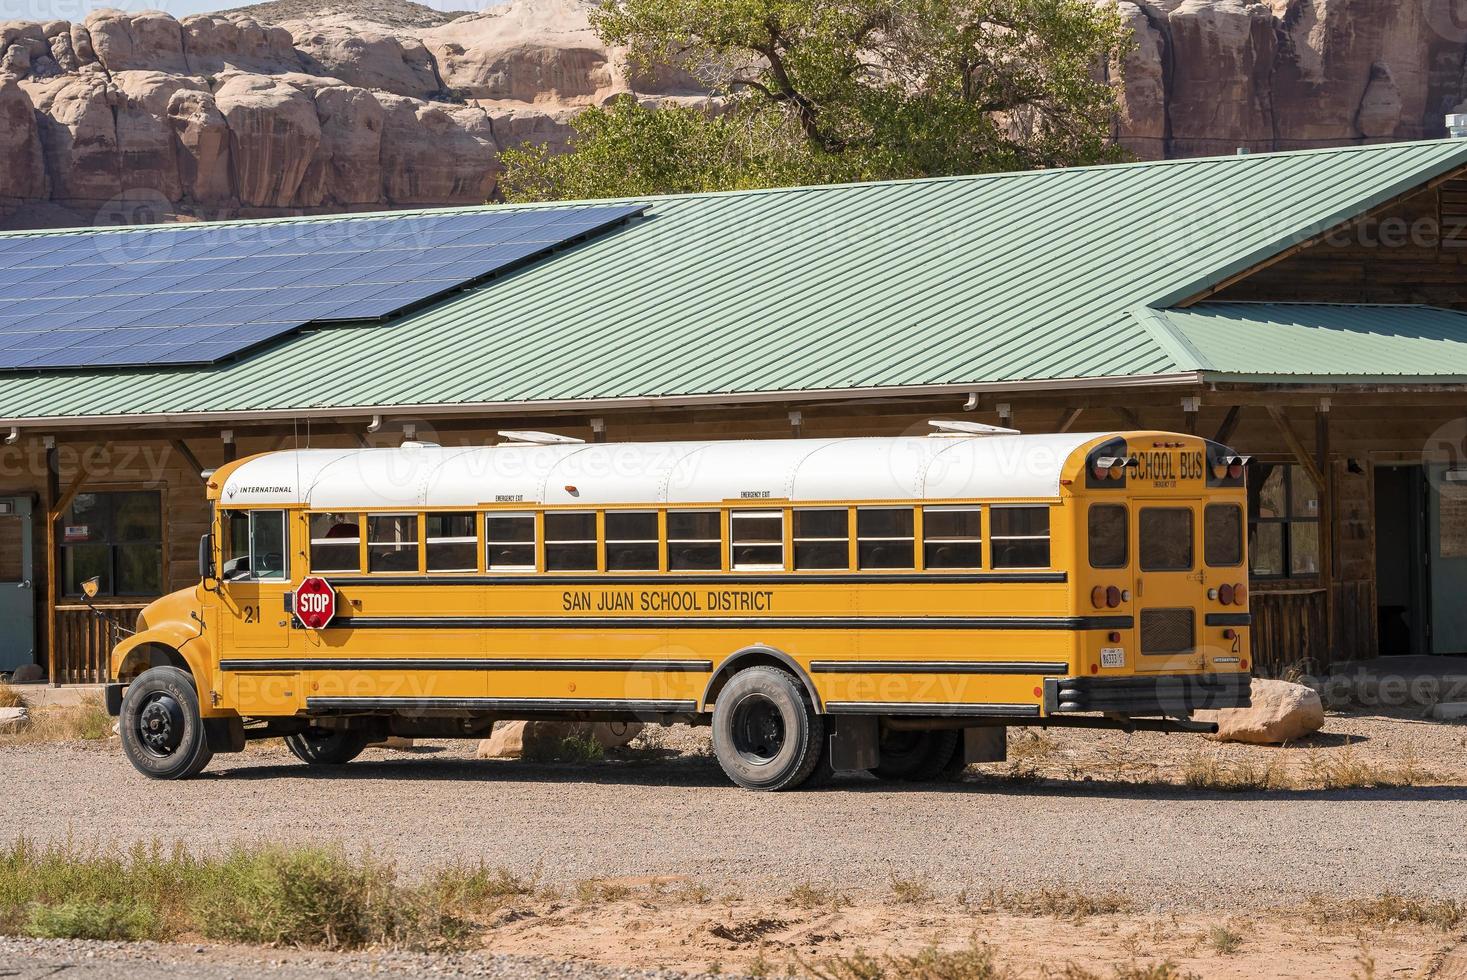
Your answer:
(500, 0), (1132, 202)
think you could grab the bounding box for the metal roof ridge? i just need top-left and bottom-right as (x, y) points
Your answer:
(1128, 305), (1215, 373)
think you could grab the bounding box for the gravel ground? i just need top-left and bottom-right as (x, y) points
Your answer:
(0, 937), (730, 979)
(4, 713), (1467, 911)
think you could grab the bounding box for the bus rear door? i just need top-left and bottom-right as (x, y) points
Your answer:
(1133, 499), (1204, 673)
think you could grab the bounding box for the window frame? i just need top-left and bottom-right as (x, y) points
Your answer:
(1248, 462), (1320, 580)
(484, 511), (537, 573)
(1087, 503), (1128, 570)
(989, 504), (1051, 570)
(921, 505), (983, 571)
(222, 508), (289, 582)
(425, 511), (479, 574)
(1203, 502), (1244, 569)
(60, 489), (165, 598)
(603, 509), (660, 572)
(1138, 506), (1195, 573)
(542, 510), (598, 573)
(364, 512), (421, 574)
(729, 509), (785, 571)
(308, 511), (363, 574)
(667, 509), (723, 572)
(792, 507), (850, 571)
(855, 506), (915, 570)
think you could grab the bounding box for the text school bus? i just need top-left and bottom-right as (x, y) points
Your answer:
(101, 424), (1253, 790)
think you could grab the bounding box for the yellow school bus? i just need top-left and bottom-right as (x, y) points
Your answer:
(103, 424), (1252, 789)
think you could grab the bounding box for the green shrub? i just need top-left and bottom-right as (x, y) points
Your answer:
(26, 899), (157, 940)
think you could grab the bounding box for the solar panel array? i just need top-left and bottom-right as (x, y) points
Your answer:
(0, 204), (645, 371)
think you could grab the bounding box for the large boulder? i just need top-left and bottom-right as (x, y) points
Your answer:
(0, 706), (28, 734)
(477, 719), (644, 760)
(306, 81), (385, 206)
(293, 26), (442, 99)
(81, 9), (187, 74)
(377, 93), (498, 205)
(0, 77), (47, 206)
(23, 73), (122, 207)
(179, 14), (299, 76)
(114, 70), (207, 201)
(1197, 679), (1325, 745)
(167, 87), (233, 204)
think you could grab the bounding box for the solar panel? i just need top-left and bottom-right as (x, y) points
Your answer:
(0, 203), (645, 371)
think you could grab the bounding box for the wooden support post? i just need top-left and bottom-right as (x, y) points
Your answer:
(1317, 399), (1337, 659)
(1182, 396), (1200, 435)
(1213, 406), (1242, 445)
(222, 429), (236, 464)
(1264, 406), (1326, 490)
(170, 439), (207, 484)
(1056, 408), (1084, 433)
(44, 439), (57, 687)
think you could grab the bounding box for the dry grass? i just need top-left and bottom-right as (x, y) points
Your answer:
(574, 877), (633, 904)
(1179, 744), (1436, 793)
(10, 697), (111, 744)
(887, 876), (934, 905)
(0, 680), (24, 709)
(1205, 923), (1244, 955)
(1305, 893), (1467, 932)
(789, 882), (851, 910)
(979, 887), (1132, 921)
(1182, 751), (1290, 792)
(1305, 746), (1434, 790)
(808, 941), (1198, 980)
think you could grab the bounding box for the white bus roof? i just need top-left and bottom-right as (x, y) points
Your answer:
(216, 433), (1114, 509)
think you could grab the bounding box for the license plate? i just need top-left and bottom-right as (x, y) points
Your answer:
(1100, 647), (1126, 668)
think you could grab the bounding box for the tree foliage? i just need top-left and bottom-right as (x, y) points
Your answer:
(500, 0), (1132, 202)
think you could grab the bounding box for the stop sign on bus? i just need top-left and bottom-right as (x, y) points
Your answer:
(294, 576), (336, 629)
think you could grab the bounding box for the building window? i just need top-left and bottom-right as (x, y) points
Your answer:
(309, 512), (361, 573)
(857, 507), (914, 569)
(485, 514), (535, 571)
(222, 510), (288, 581)
(990, 506), (1050, 569)
(426, 513), (477, 572)
(668, 511), (721, 570)
(1250, 464), (1320, 578)
(605, 511), (659, 571)
(924, 506), (982, 570)
(730, 510), (783, 570)
(793, 509), (848, 570)
(544, 512), (596, 571)
(62, 491), (163, 596)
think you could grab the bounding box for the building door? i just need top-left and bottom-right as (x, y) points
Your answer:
(0, 496), (35, 673)
(1375, 466), (1428, 656)
(1427, 464), (1467, 654)
(1133, 499), (1205, 673)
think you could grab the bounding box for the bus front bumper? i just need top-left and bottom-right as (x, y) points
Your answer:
(1045, 672), (1251, 717)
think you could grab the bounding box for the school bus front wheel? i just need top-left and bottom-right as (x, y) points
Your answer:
(117, 666), (214, 781)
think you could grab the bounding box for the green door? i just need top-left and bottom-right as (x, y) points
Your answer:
(0, 496), (35, 673)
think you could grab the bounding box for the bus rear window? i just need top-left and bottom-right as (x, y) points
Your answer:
(1139, 508), (1193, 571)
(1088, 505), (1127, 569)
(1204, 504), (1243, 567)
(991, 507), (1049, 568)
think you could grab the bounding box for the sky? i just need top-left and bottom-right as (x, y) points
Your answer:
(3, 0), (475, 23)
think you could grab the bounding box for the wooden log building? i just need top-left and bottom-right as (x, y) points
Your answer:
(5, 139), (1467, 682)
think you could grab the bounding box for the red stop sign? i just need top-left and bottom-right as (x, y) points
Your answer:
(295, 576), (337, 629)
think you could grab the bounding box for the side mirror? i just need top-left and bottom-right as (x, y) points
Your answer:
(81, 576), (100, 600)
(198, 532), (214, 582)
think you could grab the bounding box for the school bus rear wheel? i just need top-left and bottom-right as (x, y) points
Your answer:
(119, 666), (213, 781)
(284, 727), (374, 766)
(711, 666), (825, 791)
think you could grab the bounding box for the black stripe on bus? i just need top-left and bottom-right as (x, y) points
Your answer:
(809, 660), (1069, 675)
(314, 615), (1135, 631)
(323, 572), (1068, 586)
(824, 701), (1043, 717)
(304, 696), (697, 713)
(1203, 613), (1253, 626)
(221, 657), (712, 673)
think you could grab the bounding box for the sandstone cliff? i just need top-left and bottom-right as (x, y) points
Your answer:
(1, 0), (1465, 228)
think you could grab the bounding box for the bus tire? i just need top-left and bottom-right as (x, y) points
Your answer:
(285, 727), (373, 766)
(870, 729), (961, 783)
(711, 666), (825, 791)
(119, 666), (214, 780)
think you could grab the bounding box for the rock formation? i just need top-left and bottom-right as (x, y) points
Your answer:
(1, 0), (1466, 227)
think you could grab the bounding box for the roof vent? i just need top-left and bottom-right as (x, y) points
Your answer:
(927, 419), (1021, 438)
(1449, 114), (1467, 138)
(497, 430), (585, 446)
(400, 440), (441, 449)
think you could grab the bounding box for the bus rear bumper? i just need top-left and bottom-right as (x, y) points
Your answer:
(1045, 672), (1251, 716)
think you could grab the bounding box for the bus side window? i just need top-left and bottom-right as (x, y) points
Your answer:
(924, 506), (981, 569)
(605, 511), (658, 571)
(1204, 503), (1243, 567)
(1088, 504), (1128, 569)
(992, 506), (1050, 568)
(857, 508), (914, 569)
(485, 514), (535, 571)
(310, 512), (361, 573)
(426, 513), (477, 572)
(668, 511), (721, 570)
(730, 511), (783, 570)
(793, 508), (848, 569)
(367, 514), (419, 573)
(222, 510), (251, 580)
(544, 512), (596, 571)
(222, 510), (288, 581)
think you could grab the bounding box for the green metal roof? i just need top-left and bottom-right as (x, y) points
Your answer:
(1151, 303), (1467, 382)
(4, 138), (1467, 424)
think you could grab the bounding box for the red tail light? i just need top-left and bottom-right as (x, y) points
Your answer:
(1105, 585), (1121, 608)
(1227, 463), (1243, 479)
(1218, 583), (1234, 605)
